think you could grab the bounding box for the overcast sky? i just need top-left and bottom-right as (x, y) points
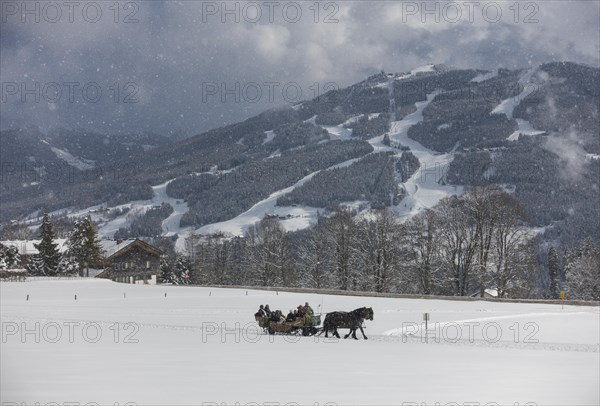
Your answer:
(1, 0), (599, 137)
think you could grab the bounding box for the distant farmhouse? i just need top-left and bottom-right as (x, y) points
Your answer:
(2, 239), (69, 257)
(96, 239), (162, 284)
(1, 238), (162, 284)
(469, 288), (499, 299)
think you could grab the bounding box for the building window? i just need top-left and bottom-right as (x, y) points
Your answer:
(146, 261), (150, 269)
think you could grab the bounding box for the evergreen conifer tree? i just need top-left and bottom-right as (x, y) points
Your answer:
(175, 257), (191, 285)
(159, 256), (177, 284)
(66, 216), (103, 275)
(547, 246), (560, 299)
(26, 255), (46, 276)
(0, 243), (20, 269)
(33, 213), (61, 276)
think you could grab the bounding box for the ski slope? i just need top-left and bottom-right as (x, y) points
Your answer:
(194, 170), (320, 238)
(490, 68), (546, 141)
(26, 177), (193, 251)
(507, 118), (547, 141)
(470, 70), (498, 83)
(23, 69), (540, 247)
(91, 179), (193, 248)
(50, 147), (96, 171)
(491, 68), (537, 119)
(1, 279), (598, 405)
(388, 92), (462, 218)
(194, 155), (369, 237)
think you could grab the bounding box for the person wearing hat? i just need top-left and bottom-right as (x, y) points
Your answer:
(256, 304), (267, 318)
(304, 302), (314, 316)
(286, 309), (296, 322)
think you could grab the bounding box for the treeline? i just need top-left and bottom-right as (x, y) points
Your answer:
(392, 69), (480, 107)
(405, 68), (522, 152)
(277, 152), (400, 210)
(162, 186), (599, 299)
(0, 213), (103, 276)
(315, 111), (347, 126)
(114, 203), (174, 239)
(167, 140), (374, 227)
(345, 113), (390, 140)
(298, 83), (389, 119)
(270, 122), (329, 151)
(563, 239), (600, 301)
(396, 151), (420, 182)
(447, 136), (600, 249)
(514, 62), (600, 137)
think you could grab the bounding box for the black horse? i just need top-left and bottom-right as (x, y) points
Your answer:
(322, 307), (374, 340)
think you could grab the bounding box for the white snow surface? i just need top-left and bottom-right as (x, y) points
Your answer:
(507, 118), (546, 141)
(195, 170), (324, 237)
(380, 64), (437, 86)
(491, 68), (537, 119)
(322, 123), (354, 140)
(262, 130), (275, 145)
(388, 92), (463, 218)
(1, 239), (69, 255)
(205, 87), (463, 238)
(410, 64), (436, 75)
(50, 147), (95, 170)
(1, 279), (598, 405)
(92, 179), (192, 246)
(34, 178), (193, 252)
(471, 70), (498, 83)
(98, 239), (137, 257)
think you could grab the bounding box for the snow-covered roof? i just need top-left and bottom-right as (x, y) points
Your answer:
(1, 238), (138, 258)
(470, 288), (499, 298)
(99, 239), (137, 258)
(485, 288), (499, 297)
(1, 239), (69, 255)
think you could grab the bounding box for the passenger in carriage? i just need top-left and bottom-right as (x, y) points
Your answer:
(297, 305), (306, 317)
(271, 309), (284, 322)
(286, 309), (296, 322)
(255, 305), (267, 318)
(264, 304), (272, 317)
(304, 302), (314, 316)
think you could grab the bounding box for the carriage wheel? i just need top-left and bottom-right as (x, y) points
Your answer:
(302, 327), (317, 336)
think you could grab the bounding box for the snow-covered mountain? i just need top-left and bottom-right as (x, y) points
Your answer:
(1, 62), (598, 250)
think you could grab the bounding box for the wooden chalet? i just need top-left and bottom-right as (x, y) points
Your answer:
(96, 239), (162, 284)
(1, 238), (162, 284)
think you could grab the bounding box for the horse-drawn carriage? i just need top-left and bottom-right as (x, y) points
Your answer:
(255, 314), (322, 336)
(255, 306), (374, 339)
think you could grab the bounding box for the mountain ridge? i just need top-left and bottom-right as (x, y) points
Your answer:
(1, 61), (598, 254)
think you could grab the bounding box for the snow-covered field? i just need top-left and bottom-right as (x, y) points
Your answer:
(1, 279), (598, 405)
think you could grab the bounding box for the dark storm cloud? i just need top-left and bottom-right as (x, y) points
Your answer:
(1, 0), (598, 137)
